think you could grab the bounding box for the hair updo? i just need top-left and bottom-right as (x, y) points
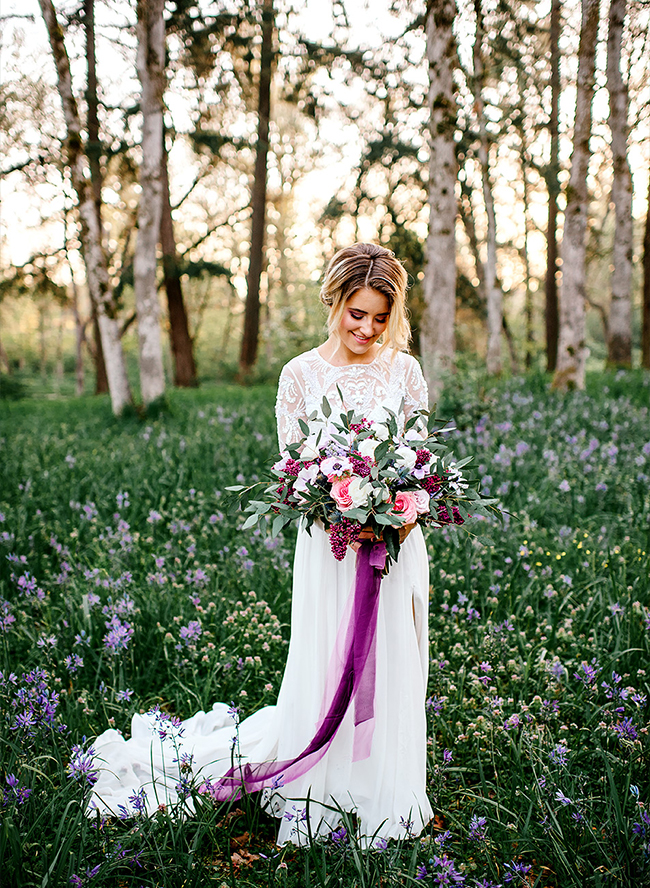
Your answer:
(319, 243), (410, 353)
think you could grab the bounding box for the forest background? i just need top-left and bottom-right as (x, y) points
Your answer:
(1, 0), (649, 408)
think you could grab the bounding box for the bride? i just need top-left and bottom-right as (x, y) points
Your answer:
(91, 243), (433, 846)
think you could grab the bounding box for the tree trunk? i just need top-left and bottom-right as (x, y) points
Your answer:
(642, 158), (650, 369)
(160, 135), (198, 387)
(473, 0), (502, 376)
(420, 0), (457, 406)
(545, 0), (561, 372)
(135, 0), (166, 405)
(553, 0), (600, 391)
(72, 283), (86, 396)
(38, 0), (132, 414)
(606, 0), (633, 367)
(239, 0), (273, 375)
(84, 0), (108, 394)
(63, 202), (85, 395)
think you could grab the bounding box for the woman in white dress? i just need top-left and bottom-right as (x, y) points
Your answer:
(91, 243), (432, 846)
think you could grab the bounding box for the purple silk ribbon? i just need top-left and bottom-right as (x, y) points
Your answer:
(205, 540), (387, 801)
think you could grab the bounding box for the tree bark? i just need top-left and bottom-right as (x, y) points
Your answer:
(84, 0), (109, 394)
(473, 0), (502, 376)
(606, 0), (633, 367)
(239, 0), (273, 375)
(160, 135), (198, 387)
(135, 0), (166, 404)
(38, 0), (132, 415)
(63, 201), (85, 395)
(420, 0), (457, 406)
(545, 0), (561, 372)
(553, 0), (600, 391)
(642, 158), (650, 369)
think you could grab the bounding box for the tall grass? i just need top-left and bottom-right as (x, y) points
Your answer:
(0, 372), (648, 886)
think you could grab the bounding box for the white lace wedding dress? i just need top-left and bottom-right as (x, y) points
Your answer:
(91, 347), (432, 846)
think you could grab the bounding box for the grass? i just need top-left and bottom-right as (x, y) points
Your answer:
(0, 370), (649, 887)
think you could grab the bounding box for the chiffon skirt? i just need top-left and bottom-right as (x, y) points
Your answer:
(90, 524), (432, 845)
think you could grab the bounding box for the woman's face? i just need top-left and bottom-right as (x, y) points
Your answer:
(337, 287), (390, 360)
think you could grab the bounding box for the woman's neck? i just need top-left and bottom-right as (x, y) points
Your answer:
(317, 337), (382, 367)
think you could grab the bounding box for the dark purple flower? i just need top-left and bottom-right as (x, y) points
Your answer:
(613, 717), (638, 742)
(468, 815), (487, 841)
(67, 742), (99, 787)
(503, 860), (532, 883)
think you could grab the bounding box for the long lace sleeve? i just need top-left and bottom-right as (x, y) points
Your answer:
(403, 355), (429, 428)
(275, 360), (307, 451)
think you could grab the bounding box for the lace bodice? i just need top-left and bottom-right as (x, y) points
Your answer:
(275, 348), (429, 450)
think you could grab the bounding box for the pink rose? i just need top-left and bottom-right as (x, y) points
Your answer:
(331, 478), (354, 511)
(412, 489), (431, 514)
(392, 491), (418, 524)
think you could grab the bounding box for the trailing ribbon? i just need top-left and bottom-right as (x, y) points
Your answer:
(204, 540), (387, 801)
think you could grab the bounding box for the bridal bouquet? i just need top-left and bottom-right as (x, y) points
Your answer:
(230, 397), (498, 565)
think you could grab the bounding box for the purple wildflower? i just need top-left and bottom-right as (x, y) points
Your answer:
(469, 815), (488, 841)
(67, 742), (99, 787)
(503, 860), (532, 883)
(103, 615), (134, 654)
(179, 620), (202, 645)
(613, 717), (638, 742)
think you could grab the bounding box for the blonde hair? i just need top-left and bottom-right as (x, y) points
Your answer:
(319, 243), (410, 353)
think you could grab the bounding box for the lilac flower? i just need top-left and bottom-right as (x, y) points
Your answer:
(555, 790), (572, 806)
(468, 814), (488, 841)
(558, 479), (571, 492)
(609, 602), (624, 616)
(64, 654), (84, 674)
(82, 502), (98, 520)
(613, 717), (638, 742)
(67, 742), (99, 787)
(416, 864), (428, 879)
(443, 748), (453, 764)
(179, 620), (202, 646)
(374, 837), (388, 851)
(175, 776), (192, 798)
(503, 860), (532, 883)
(574, 659), (601, 687)
(147, 510), (162, 523)
(548, 744), (568, 767)
(103, 615), (134, 654)
(330, 825), (348, 846)
(3, 773), (32, 806)
(128, 787), (148, 813)
(430, 853), (465, 884)
(116, 688), (134, 702)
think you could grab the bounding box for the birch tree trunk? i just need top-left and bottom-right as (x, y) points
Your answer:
(38, 0), (132, 415)
(420, 0), (457, 406)
(553, 0), (600, 391)
(160, 136), (197, 387)
(473, 0), (502, 376)
(606, 0), (633, 367)
(642, 159), (650, 369)
(239, 0), (273, 375)
(135, 0), (166, 404)
(545, 0), (561, 372)
(84, 0), (108, 395)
